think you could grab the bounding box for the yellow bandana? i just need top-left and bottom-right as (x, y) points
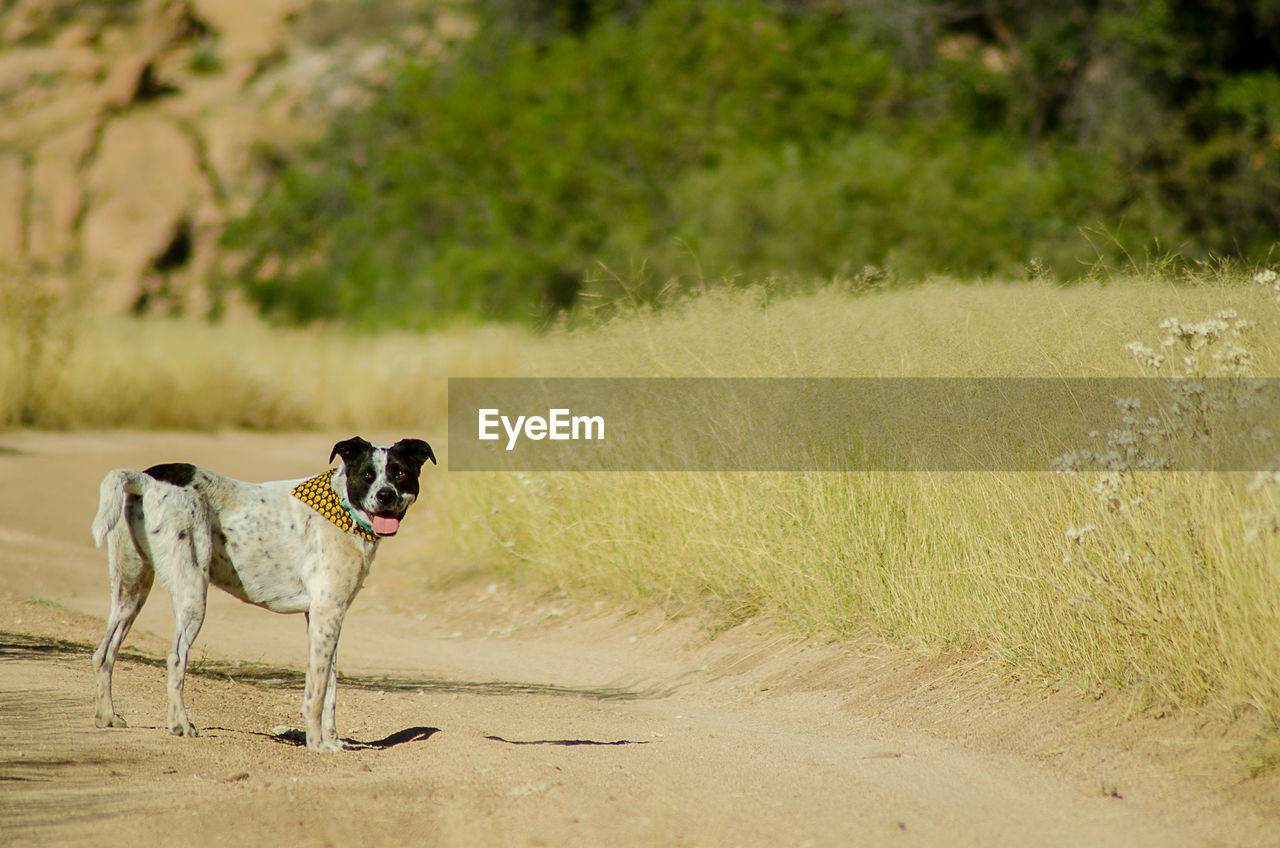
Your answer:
(292, 469), (378, 542)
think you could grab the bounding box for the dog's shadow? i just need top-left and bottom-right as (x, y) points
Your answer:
(0, 633), (659, 752)
(264, 728), (650, 750)
(267, 726), (441, 749)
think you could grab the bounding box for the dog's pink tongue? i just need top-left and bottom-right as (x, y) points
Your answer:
(372, 515), (400, 536)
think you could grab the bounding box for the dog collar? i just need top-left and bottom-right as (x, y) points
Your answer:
(291, 469), (378, 542)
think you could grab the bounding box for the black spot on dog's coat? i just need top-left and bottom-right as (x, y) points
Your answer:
(145, 463), (197, 487)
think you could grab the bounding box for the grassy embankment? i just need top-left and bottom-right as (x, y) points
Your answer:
(5, 272), (1280, 730)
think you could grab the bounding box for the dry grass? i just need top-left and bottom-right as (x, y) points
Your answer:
(0, 310), (533, 430)
(434, 271), (1280, 723)
(6, 268), (1280, 727)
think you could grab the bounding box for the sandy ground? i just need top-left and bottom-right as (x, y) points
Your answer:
(1, 430), (1278, 847)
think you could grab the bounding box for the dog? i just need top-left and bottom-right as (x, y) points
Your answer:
(89, 436), (436, 752)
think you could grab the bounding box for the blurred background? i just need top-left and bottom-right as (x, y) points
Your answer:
(3, 0), (1278, 329)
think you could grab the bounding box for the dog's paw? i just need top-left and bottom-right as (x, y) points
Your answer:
(95, 713), (128, 729)
(169, 721), (200, 738)
(306, 736), (345, 753)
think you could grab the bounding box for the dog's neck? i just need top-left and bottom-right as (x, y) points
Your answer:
(291, 469), (378, 542)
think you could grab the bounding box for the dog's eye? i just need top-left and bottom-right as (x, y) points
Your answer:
(394, 470), (408, 481)
(362, 471), (375, 483)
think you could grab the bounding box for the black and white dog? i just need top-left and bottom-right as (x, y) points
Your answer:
(90, 436), (436, 752)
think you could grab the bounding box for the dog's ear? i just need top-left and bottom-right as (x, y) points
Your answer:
(393, 438), (437, 471)
(330, 436), (373, 467)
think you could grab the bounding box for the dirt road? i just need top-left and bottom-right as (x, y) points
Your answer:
(0, 431), (1276, 847)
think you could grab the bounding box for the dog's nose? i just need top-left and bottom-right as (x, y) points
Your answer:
(375, 488), (398, 508)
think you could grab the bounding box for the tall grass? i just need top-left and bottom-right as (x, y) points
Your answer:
(0, 311), (533, 430)
(434, 270), (1280, 719)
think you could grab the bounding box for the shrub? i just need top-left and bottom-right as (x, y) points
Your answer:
(223, 0), (1278, 328)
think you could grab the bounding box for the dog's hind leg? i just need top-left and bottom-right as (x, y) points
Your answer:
(165, 580), (207, 737)
(140, 488), (215, 739)
(162, 523), (212, 738)
(92, 529), (154, 729)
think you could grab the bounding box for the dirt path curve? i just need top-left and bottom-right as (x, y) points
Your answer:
(0, 431), (1275, 847)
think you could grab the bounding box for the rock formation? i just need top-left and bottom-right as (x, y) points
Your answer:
(0, 0), (459, 314)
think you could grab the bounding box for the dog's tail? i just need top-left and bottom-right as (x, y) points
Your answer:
(91, 469), (147, 548)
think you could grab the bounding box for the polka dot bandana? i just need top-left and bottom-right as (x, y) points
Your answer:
(292, 469), (378, 542)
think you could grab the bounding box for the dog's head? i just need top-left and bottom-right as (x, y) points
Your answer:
(329, 437), (436, 537)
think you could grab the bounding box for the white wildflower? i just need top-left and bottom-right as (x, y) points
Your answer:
(1125, 341), (1165, 370)
(1065, 524), (1098, 544)
(1108, 428), (1136, 448)
(1052, 450), (1087, 472)
(1182, 318), (1228, 349)
(1254, 268), (1279, 290)
(1245, 511), (1280, 545)
(1212, 342), (1253, 375)
(1202, 317), (1229, 335)
(1248, 467), (1280, 494)
(1095, 450), (1124, 470)
(1173, 379), (1206, 398)
(1093, 472), (1122, 508)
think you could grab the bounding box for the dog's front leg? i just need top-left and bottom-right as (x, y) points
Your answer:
(303, 607), (345, 752)
(322, 644), (339, 743)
